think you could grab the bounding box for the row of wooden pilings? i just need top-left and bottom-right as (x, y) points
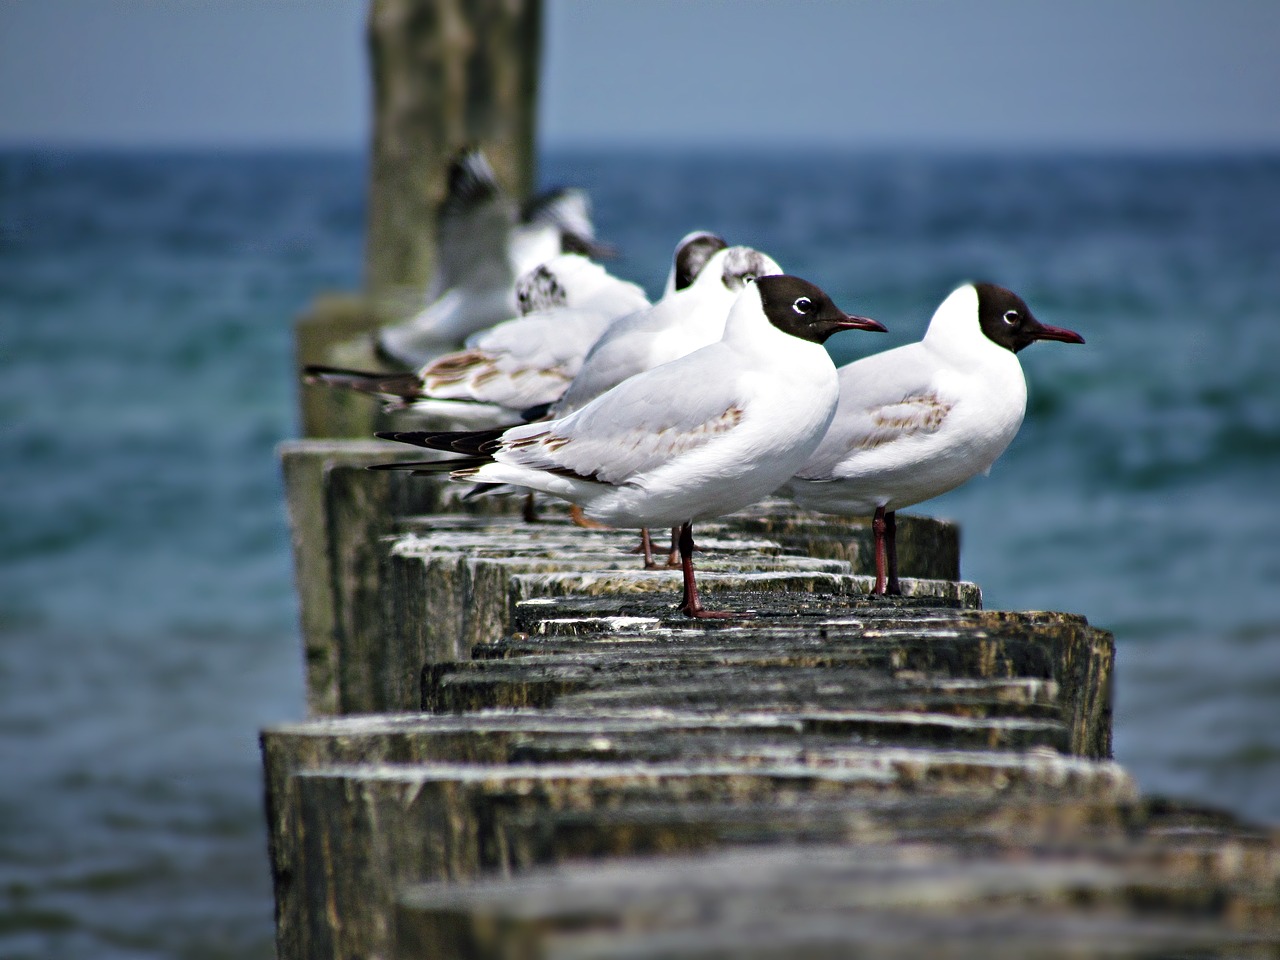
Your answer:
(262, 438), (1280, 959)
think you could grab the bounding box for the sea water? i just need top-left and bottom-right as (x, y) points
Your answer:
(2, 148), (1277, 958)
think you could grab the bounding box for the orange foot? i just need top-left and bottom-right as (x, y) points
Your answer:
(569, 504), (612, 530)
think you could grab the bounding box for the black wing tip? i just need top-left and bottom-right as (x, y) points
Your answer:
(519, 402), (554, 422)
(303, 363), (364, 376)
(366, 456), (492, 474)
(366, 460), (432, 472)
(375, 430), (434, 447)
(376, 428), (510, 456)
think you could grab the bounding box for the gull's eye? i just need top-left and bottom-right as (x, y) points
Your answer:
(1003, 310), (1020, 325)
(792, 297), (813, 315)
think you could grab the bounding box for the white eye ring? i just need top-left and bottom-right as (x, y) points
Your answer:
(1003, 310), (1020, 325)
(793, 297), (813, 314)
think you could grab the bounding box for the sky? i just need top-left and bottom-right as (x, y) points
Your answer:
(1, 0), (1278, 150)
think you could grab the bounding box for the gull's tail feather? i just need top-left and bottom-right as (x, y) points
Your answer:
(366, 456), (493, 474)
(375, 428), (509, 456)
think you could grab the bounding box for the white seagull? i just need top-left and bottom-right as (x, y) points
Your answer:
(660, 230), (731, 298)
(373, 275), (887, 618)
(377, 148), (612, 367)
(549, 243), (782, 418)
(305, 254), (649, 428)
(546, 240), (779, 563)
(405, 255), (649, 426)
(785, 282), (1085, 595)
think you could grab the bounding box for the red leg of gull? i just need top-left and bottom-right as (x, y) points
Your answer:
(885, 509), (902, 596)
(641, 525), (688, 568)
(630, 527), (658, 569)
(871, 506), (889, 596)
(677, 521), (752, 620)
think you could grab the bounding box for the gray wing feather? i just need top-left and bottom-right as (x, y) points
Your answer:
(496, 346), (746, 484)
(798, 344), (955, 478)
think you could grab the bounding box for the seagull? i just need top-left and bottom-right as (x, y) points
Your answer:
(784, 282), (1085, 595)
(377, 148), (612, 367)
(545, 241), (780, 562)
(661, 230), (730, 298)
(404, 255), (649, 426)
(304, 254), (649, 428)
(416, 232), (729, 525)
(372, 275), (887, 619)
(551, 244), (782, 418)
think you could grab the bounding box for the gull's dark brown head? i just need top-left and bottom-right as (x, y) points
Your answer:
(974, 283), (1085, 353)
(755, 275), (887, 344)
(673, 231), (728, 291)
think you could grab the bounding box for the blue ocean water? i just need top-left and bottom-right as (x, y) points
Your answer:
(2, 148), (1278, 958)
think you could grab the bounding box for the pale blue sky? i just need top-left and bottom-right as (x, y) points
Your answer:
(1, 0), (1277, 149)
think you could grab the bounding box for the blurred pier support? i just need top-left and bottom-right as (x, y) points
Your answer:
(363, 0), (540, 297)
(296, 0), (542, 438)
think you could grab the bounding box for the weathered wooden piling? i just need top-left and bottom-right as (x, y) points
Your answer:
(265, 445), (1280, 960)
(297, 0), (543, 440)
(394, 836), (1280, 959)
(279, 441), (970, 715)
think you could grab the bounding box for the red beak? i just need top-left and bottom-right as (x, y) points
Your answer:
(836, 314), (888, 333)
(1031, 321), (1085, 345)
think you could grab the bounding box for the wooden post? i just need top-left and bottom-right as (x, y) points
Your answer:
(364, 0), (542, 298)
(280, 440), (449, 715)
(296, 0), (543, 439)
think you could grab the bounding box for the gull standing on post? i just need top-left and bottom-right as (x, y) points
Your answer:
(546, 241), (781, 564)
(378, 148), (612, 367)
(373, 276), (887, 618)
(785, 283), (1085, 595)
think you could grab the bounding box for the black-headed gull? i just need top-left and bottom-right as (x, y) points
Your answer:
(377, 148), (612, 366)
(549, 244), (783, 418)
(373, 275), (886, 619)
(661, 230), (729, 298)
(785, 282), (1085, 595)
(406, 256), (649, 426)
(547, 241), (781, 563)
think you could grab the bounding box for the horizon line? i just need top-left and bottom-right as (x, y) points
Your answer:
(4, 137), (1280, 158)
